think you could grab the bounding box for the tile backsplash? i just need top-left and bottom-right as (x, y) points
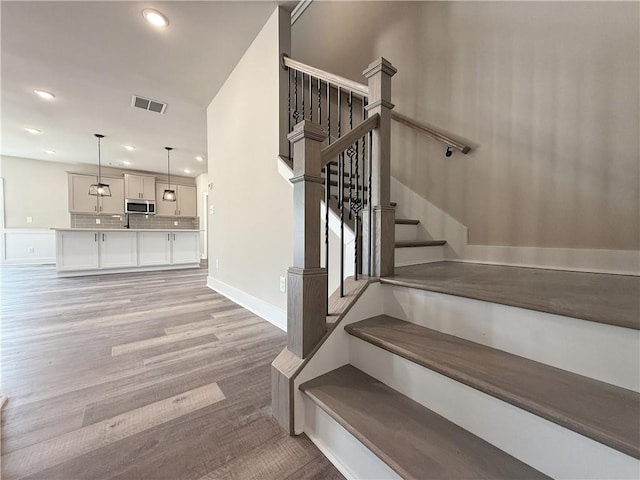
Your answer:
(71, 214), (199, 230)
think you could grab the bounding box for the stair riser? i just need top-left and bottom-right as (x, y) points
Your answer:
(349, 337), (640, 479)
(395, 245), (445, 267)
(303, 396), (401, 480)
(394, 224), (419, 242)
(382, 284), (640, 392)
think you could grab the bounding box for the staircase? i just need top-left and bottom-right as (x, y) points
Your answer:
(298, 274), (639, 479)
(272, 55), (640, 479)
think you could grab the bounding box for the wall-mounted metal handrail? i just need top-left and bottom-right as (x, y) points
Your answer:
(391, 111), (471, 154)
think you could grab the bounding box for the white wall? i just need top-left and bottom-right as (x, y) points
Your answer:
(207, 7), (292, 319)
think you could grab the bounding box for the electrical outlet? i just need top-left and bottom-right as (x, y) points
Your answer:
(26, 216), (33, 223)
(95, 218), (101, 224)
(174, 221), (178, 226)
(27, 247), (35, 254)
(215, 258), (219, 270)
(279, 276), (286, 293)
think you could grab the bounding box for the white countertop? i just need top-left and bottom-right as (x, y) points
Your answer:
(52, 228), (202, 232)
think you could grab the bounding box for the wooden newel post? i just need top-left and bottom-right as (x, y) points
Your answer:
(287, 121), (328, 358)
(363, 57), (397, 277)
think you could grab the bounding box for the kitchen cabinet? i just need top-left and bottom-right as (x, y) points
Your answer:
(56, 230), (100, 271)
(138, 231), (172, 266)
(124, 174), (155, 201)
(171, 231), (200, 264)
(54, 229), (200, 276)
(98, 231), (137, 268)
(156, 183), (197, 217)
(68, 174), (124, 214)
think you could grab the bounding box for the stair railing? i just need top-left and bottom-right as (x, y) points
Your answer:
(284, 57), (396, 359)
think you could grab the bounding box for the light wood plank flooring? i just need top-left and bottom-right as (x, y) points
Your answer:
(0, 265), (343, 480)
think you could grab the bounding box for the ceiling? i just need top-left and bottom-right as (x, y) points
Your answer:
(1, 1), (295, 177)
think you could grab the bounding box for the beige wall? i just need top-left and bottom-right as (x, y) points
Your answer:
(0, 155), (195, 229)
(207, 7), (292, 310)
(293, 1), (639, 250)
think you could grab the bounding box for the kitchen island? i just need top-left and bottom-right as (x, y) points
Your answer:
(54, 228), (201, 277)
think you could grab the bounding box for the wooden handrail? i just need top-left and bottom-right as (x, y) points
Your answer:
(320, 114), (380, 165)
(391, 111), (471, 154)
(283, 55), (369, 98)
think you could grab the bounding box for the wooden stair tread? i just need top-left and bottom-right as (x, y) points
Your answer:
(396, 240), (446, 247)
(395, 218), (419, 225)
(345, 315), (640, 459)
(382, 262), (640, 330)
(301, 365), (548, 480)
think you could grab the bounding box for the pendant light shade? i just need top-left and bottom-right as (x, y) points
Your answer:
(163, 146), (176, 201)
(89, 133), (111, 197)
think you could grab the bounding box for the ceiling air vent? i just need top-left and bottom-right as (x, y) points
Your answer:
(131, 94), (167, 114)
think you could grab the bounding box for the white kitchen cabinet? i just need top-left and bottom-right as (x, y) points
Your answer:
(99, 231), (137, 268)
(55, 229), (199, 276)
(124, 174), (155, 201)
(68, 174), (124, 214)
(155, 183), (196, 217)
(98, 177), (124, 214)
(139, 231), (172, 266)
(177, 185), (197, 217)
(56, 230), (99, 271)
(171, 231), (200, 264)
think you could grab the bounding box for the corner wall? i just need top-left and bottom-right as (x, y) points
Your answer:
(206, 7), (291, 328)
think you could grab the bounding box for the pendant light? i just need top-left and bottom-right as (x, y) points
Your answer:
(88, 133), (111, 196)
(163, 146), (176, 201)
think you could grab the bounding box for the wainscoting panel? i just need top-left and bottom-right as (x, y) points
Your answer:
(3, 229), (56, 265)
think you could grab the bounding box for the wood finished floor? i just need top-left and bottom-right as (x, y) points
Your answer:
(0, 265), (344, 480)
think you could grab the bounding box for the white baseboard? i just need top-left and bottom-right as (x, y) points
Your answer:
(206, 275), (286, 331)
(2, 229), (56, 265)
(461, 246), (640, 276)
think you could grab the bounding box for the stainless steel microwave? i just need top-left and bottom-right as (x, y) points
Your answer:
(125, 199), (156, 215)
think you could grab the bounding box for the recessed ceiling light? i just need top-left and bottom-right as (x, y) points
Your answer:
(123, 160), (132, 166)
(34, 89), (55, 100)
(25, 127), (41, 134)
(184, 169), (191, 174)
(44, 149), (56, 154)
(142, 8), (169, 27)
(195, 156), (203, 161)
(124, 145), (135, 151)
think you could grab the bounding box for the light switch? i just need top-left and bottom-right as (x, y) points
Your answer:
(209, 205), (214, 215)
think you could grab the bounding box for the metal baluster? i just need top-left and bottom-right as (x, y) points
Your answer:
(327, 82), (331, 145)
(293, 70), (299, 125)
(318, 78), (322, 127)
(368, 130), (373, 276)
(325, 155), (330, 311)
(339, 151), (345, 297)
(309, 74), (313, 122)
(362, 98), (367, 204)
(337, 86), (341, 139)
(287, 68), (291, 162)
(302, 73), (305, 120)
(348, 91), (353, 220)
